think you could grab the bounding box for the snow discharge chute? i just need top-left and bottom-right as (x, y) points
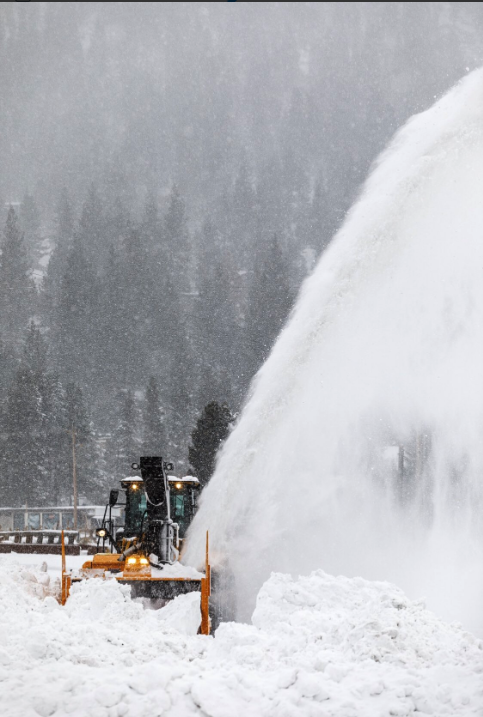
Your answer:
(185, 68), (483, 632)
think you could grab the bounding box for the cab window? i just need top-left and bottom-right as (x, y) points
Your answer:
(125, 487), (147, 536)
(173, 495), (185, 518)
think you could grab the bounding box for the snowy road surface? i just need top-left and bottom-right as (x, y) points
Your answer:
(0, 553), (482, 716)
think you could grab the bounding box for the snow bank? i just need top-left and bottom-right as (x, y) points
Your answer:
(253, 571), (483, 671)
(150, 561), (204, 579)
(0, 557), (482, 717)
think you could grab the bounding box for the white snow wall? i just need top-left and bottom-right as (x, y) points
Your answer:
(184, 68), (483, 633)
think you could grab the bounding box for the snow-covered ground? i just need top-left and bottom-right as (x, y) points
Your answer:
(0, 553), (482, 717)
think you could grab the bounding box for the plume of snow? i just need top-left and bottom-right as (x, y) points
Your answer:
(185, 68), (483, 633)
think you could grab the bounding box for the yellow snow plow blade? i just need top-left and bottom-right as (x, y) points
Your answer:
(60, 529), (212, 635)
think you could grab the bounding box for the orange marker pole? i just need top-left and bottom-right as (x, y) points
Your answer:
(200, 531), (211, 635)
(61, 529), (70, 605)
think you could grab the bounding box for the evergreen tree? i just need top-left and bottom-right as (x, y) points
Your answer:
(141, 188), (162, 261)
(41, 372), (69, 504)
(78, 183), (105, 267)
(43, 189), (75, 314)
(165, 185), (186, 256)
(192, 259), (238, 408)
(143, 377), (166, 455)
(245, 234), (294, 379)
(168, 330), (196, 467)
(0, 206), (34, 348)
(97, 226), (152, 389)
(20, 193), (42, 267)
(1, 324), (71, 505)
(96, 243), (125, 389)
(65, 382), (90, 444)
(164, 185), (190, 291)
(2, 365), (43, 506)
(65, 382), (98, 501)
(108, 197), (131, 249)
(188, 401), (233, 488)
(121, 227), (151, 384)
(23, 323), (53, 494)
(23, 321), (48, 375)
(310, 180), (330, 254)
(0, 341), (15, 411)
(115, 389), (139, 473)
(55, 238), (100, 386)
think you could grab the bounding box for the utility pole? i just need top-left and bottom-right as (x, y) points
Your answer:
(71, 424), (78, 530)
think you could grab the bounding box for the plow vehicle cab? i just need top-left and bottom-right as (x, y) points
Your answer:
(62, 457), (211, 634)
(114, 473), (200, 557)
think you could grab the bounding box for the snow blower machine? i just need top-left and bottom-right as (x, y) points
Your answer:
(60, 456), (213, 634)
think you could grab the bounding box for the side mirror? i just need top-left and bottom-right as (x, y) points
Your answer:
(109, 489), (119, 507)
(164, 462), (174, 472)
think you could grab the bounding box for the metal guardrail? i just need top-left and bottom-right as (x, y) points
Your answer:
(0, 530), (79, 545)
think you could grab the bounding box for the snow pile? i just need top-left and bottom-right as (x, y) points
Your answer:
(0, 557), (58, 605)
(253, 571), (483, 673)
(185, 68), (483, 631)
(1, 557), (482, 717)
(150, 561), (204, 580)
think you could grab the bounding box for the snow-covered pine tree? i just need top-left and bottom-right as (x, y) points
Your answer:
(164, 184), (190, 292)
(43, 189), (75, 316)
(0, 206), (35, 349)
(168, 330), (196, 468)
(245, 233), (294, 378)
(40, 372), (69, 504)
(20, 193), (42, 268)
(55, 238), (99, 386)
(78, 183), (105, 267)
(65, 382), (91, 444)
(121, 227), (151, 385)
(96, 243), (125, 390)
(0, 323), (59, 506)
(23, 321), (47, 376)
(21, 322), (53, 503)
(191, 259), (238, 409)
(65, 381), (98, 501)
(188, 401), (233, 488)
(2, 365), (43, 506)
(0, 337), (16, 405)
(141, 188), (162, 262)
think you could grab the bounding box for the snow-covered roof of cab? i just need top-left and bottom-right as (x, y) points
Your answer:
(121, 476), (142, 484)
(169, 475), (200, 484)
(120, 475), (199, 484)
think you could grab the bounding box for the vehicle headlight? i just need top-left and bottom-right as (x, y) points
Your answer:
(96, 528), (106, 538)
(139, 557), (149, 565)
(127, 557), (137, 565)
